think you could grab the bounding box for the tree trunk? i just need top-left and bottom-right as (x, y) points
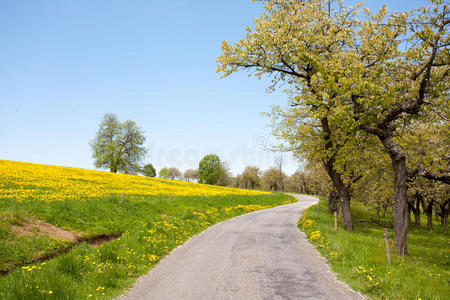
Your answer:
(414, 211), (421, 226)
(321, 117), (353, 231)
(438, 200), (449, 233)
(407, 204), (412, 225)
(427, 213), (433, 231)
(414, 195), (421, 226)
(328, 189), (338, 214)
(419, 196), (434, 232)
(324, 162), (353, 230)
(380, 135), (408, 256)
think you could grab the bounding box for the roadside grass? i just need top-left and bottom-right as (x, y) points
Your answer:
(1, 193), (294, 299)
(298, 196), (449, 300)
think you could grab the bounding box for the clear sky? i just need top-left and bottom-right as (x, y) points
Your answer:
(0, 0), (429, 176)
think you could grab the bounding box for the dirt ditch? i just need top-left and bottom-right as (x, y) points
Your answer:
(1, 219), (122, 277)
(11, 219), (79, 242)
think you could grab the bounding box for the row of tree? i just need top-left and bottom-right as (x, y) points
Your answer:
(232, 164), (327, 196)
(148, 156), (328, 197)
(89, 113), (448, 235)
(217, 0), (449, 256)
(89, 122), (326, 194)
(90, 126), (232, 185)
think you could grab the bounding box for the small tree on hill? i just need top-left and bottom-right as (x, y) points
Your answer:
(198, 154), (225, 185)
(217, 162), (232, 186)
(90, 113), (147, 173)
(183, 169), (199, 182)
(167, 167), (182, 180)
(159, 167), (169, 179)
(141, 163), (156, 177)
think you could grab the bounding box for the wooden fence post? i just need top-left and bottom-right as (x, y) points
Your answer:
(169, 193), (172, 201)
(121, 192), (124, 206)
(202, 194), (204, 200)
(317, 199), (320, 219)
(384, 228), (391, 265)
(334, 211), (338, 232)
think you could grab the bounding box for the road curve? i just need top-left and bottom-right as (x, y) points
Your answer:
(118, 194), (363, 300)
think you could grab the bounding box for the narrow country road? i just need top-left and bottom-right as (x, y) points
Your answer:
(118, 194), (363, 300)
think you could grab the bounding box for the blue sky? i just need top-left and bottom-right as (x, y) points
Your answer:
(0, 0), (428, 176)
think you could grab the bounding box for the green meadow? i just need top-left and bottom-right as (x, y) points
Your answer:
(0, 164), (295, 299)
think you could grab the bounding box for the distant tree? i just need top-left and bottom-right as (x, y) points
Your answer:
(274, 155), (285, 192)
(216, 162), (232, 186)
(141, 163), (156, 177)
(285, 171), (310, 194)
(232, 174), (242, 188)
(261, 167), (286, 191)
(90, 113), (147, 173)
(167, 167), (182, 180)
(183, 169), (199, 182)
(437, 186), (450, 233)
(198, 154), (225, 185)
(241, 166), (261, 189)
(409, 178), (447, 231)
(159, 167), (169, 179)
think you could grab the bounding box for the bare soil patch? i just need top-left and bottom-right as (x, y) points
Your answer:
(11, 219), (79, 242)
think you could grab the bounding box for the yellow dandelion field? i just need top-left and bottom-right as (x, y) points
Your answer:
(0, 160), (269, 202)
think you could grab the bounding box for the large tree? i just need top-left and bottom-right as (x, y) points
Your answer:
(218, 0), (448, 254)
(90, 113), (147, 173)
(339, 1), (449, 255)
(218, 0), (366, 230)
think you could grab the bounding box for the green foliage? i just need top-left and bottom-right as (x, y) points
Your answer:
(158, 167), (169, 179)
(90, 114), (147, 173)
(140, 163), (156, 177)
(299, 198), (450, 299)
(198, 154), (225, 185)
(218, 0), (449, 252)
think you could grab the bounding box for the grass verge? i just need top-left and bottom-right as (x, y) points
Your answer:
(298, 196), (449, 300)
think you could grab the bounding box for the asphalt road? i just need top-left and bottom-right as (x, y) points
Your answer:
(118, 194), (363, 300)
